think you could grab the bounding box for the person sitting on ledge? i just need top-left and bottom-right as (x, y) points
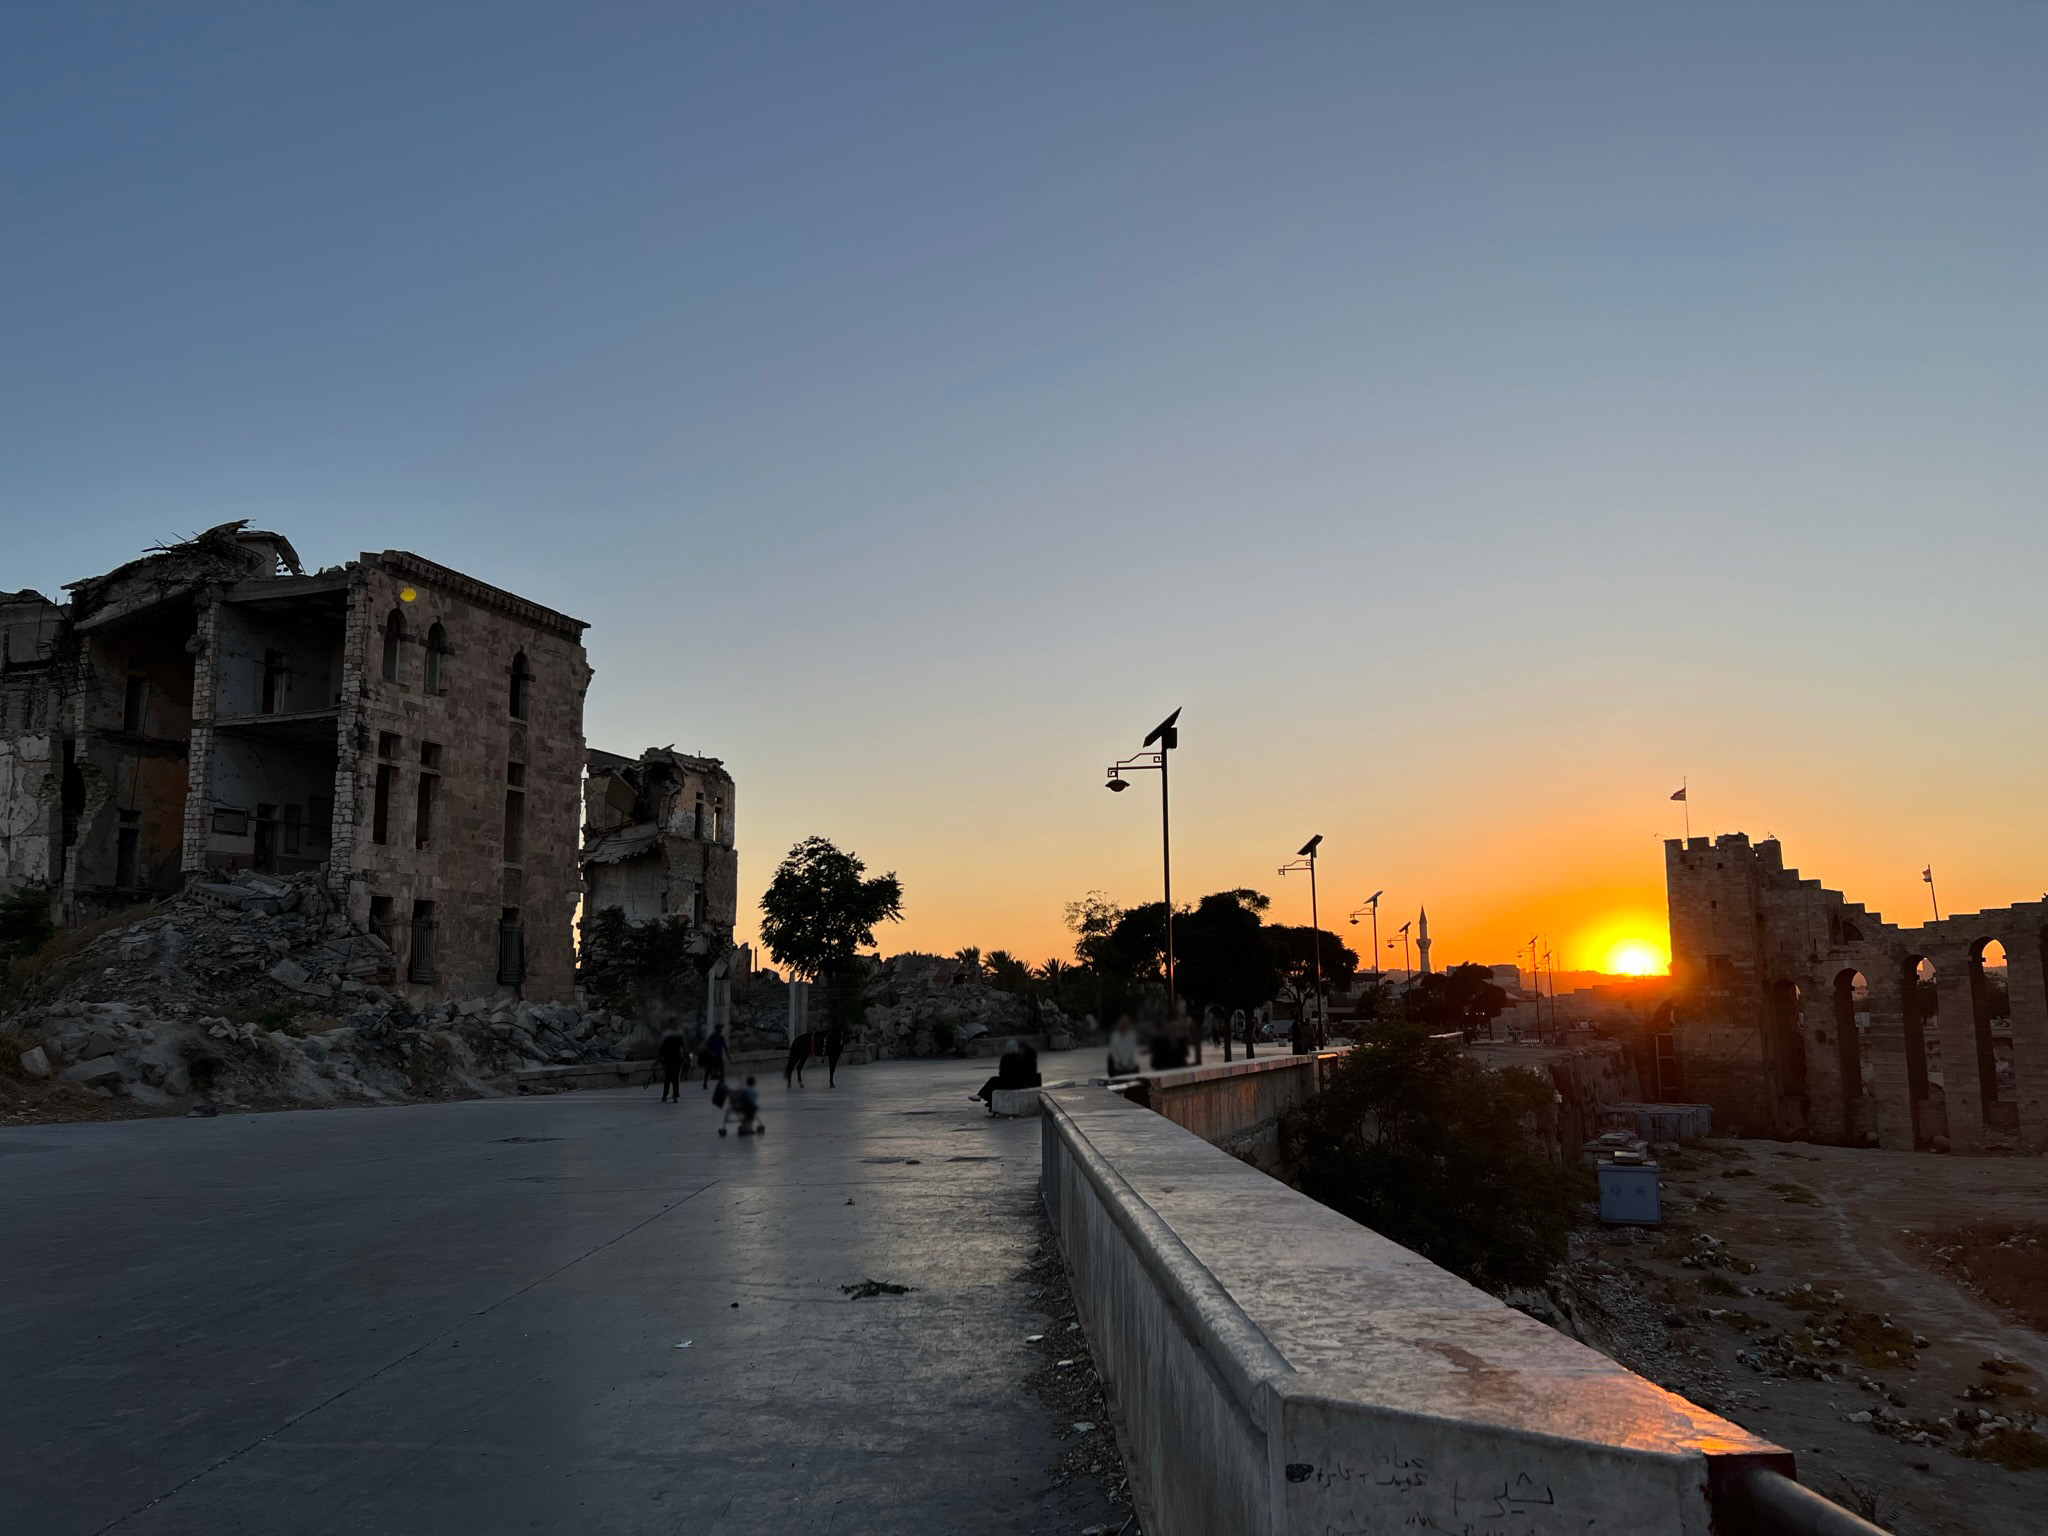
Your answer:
(971, 1041), (1041, 1111)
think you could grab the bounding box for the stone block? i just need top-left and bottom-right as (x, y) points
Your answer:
(61, 1056), (125, 1086)
(269, 958), (311, 987)
(18, 1045), (51, 1078)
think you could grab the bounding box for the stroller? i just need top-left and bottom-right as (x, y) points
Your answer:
(714, 1075), (764, 1137)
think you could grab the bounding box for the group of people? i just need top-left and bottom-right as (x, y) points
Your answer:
(653, 1024), (761, 1134)
(651, 1021), (850, 1136)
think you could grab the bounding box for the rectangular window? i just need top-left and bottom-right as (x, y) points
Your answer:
(115, 810), (140, 887)
(373, 765), (395, 845)
(307, 795), (332, 847)
(254, 803), (278, 872)
(506, 761), (525, 787)
(282, 803), (303, 855)
(260, 649), (287, 714)
(693, 800), (703, 839)
(503, 790), (525, 863)
(370, 894), (396, 951)
(378, 732), (400, 760)
(122, 673), (149, 734)
(408, 900), (438, 983)
(497, 907), (526, 985)
(415, 772), (437, 848)
(419, 741), (443, 770)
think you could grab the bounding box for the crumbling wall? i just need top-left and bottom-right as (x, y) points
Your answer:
(1666, 833), (2048, 1155)
(581, 747), (738, 949)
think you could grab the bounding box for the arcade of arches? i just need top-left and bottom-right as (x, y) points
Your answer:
(1661, 834), (2044, 1153)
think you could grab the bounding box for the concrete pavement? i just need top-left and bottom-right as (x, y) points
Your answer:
(1, 1054), (1112, 1535)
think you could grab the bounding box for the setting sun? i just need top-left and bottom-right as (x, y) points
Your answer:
(1603, 939), (1666, 976)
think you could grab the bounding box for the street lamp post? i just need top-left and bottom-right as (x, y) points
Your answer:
(1349, 890), (1383, 983)
(1105, 708), (1181, 1043)
(1279, 835), (1324, 1050)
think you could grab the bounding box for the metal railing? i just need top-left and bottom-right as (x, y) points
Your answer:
(1715, 1460), (1890, 1536)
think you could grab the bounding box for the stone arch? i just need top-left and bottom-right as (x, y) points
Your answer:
(1832, 968), (1869, 1142)
(1902, 956), (1939, 1149)
(1970, 937), (2016, 1132)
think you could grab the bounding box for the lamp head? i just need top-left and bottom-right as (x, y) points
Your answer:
(1298, 833), (1323, 858)
(1105, 778), (1129, 793)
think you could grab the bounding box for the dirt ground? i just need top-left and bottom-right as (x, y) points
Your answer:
(1562, 1138), (2048, 1536)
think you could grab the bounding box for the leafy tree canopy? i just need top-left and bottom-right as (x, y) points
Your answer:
(1266, 924), (1360, 998)
(1174, 889), (1278, 1021)
(579, 909), (701, 1015)
(1401, 962), (1510, 1039)
(1279, 1018), (1591, 1293)
(759, 836), (904, 982)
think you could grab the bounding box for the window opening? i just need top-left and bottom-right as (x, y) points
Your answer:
(382, 610), (406, 683)
(122, 669), (149, 734)
(423, 622), (448, 695)
(115, 809), (140, 887)
(261, 649), (287, 714)
(509, 651), (533, 720)
(497, 908), (526, 985)
(503, 788), (525, 864)
(408, 900), (439, 983)
(255, 803), (279, 872)
(415, 741), (442, 849)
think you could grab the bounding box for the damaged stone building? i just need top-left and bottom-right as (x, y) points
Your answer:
(581, 748), (737, 951)
(1663, 833), (2046, 1154)
(0, 523), (590, 1004)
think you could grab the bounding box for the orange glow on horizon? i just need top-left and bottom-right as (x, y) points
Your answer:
(1602, 938), (1667, 976)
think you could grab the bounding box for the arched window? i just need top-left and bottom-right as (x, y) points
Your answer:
(381, 610), (406, 683)
(424, 622), (449, 696)
(509, 651), (533, 720)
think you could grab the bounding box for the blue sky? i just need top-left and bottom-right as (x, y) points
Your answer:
(6, 3), (2045, 963)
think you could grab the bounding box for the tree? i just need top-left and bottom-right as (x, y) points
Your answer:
(1173, 889), (1277, 1055)
(1279, 1017), (1592, 1294)
(579, 909), (702, 1015)
(983, 950), (1034, 994)
(1401, 963), (1510, 1040)
(759, 837), (904, 986)
(1267, 925), (1360, 1034)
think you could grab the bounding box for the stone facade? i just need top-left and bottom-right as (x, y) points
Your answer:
(0, 524), (590, 1007)
(1664, 833), (2046, 1153)
(581, 747), (738, 951)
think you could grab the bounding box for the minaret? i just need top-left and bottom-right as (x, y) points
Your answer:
(1416, 906), (1433, 975)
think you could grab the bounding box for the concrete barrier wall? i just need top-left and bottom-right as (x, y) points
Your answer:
(1042, 1083), (1790, 1536)
(1124, 1052), (1337, 1171)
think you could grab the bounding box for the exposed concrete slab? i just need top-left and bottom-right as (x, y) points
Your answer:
(0, 1056), (1112, 1535)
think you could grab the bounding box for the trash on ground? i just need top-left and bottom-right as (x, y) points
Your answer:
(840, 1279), (915, 1299)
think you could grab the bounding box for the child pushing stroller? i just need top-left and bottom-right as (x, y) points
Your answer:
(715, 1075), (763, 1137)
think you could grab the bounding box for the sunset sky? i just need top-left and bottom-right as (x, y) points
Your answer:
(7, 5), (2046, 974)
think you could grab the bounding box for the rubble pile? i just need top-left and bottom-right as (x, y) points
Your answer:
(713, 952), (1082, 1059)
(1, 871), (638, 1116)
(856, 953), (1075, 1057)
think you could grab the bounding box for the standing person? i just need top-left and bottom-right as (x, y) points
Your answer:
(656, 1027), (687, 1103)
(825, 1023), (845, 1087)
(700, 1023), (728, 1091)
(1105, 1014), (1141, 1080)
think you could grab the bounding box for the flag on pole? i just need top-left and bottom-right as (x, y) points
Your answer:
(1670, 787), (1687, 802)
(1922, 867), (1933, 883)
